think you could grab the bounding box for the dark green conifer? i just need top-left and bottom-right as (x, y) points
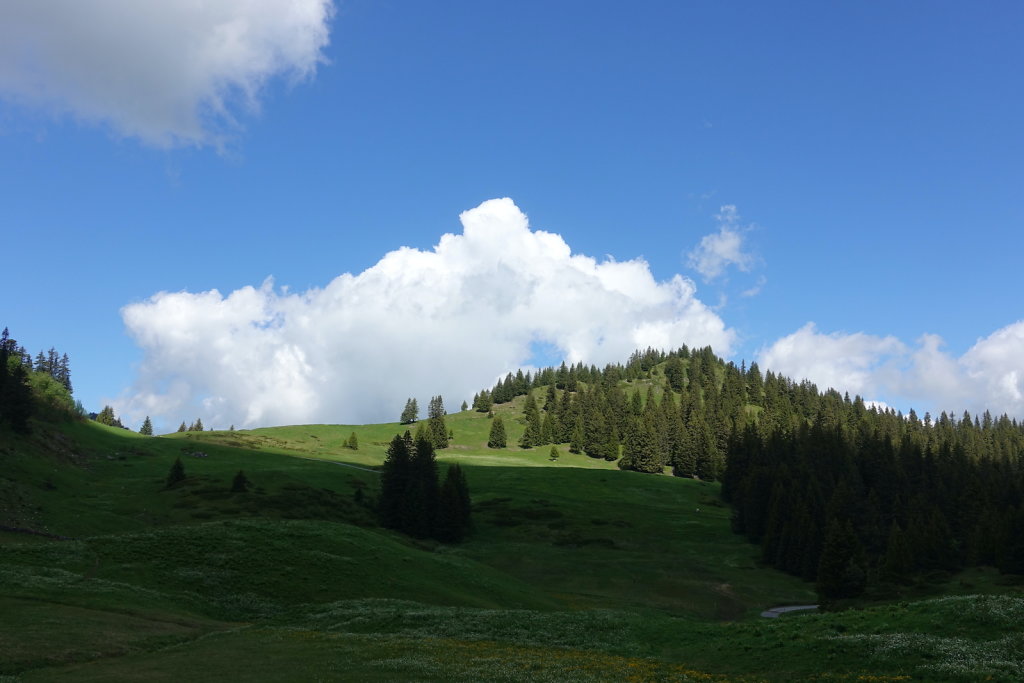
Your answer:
(569, 419), (584, 454)
(406, 436), (440, 538)
(487, 415), (507, 448)
(165, 457), (186, 488)
(816, 520), (867, 601)
(140, 416), (153, 435)
(882, 522), (912, 583)
(427, 395), (449, 449)
(435, 464), (471, 542)
(400, 397), (419, 424)
(519, 392), (542, 448)
(96, 405), (116, 426)
(619, 418), (661, 473)
(231, 470), (250, 493)
(379, 432), (414, 530)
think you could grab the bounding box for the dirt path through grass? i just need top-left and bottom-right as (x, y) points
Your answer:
(293, 456), (379, 474)
(760, 604), (818, 618)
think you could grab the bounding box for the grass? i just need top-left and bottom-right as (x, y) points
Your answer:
(2, 405), (1022, 681)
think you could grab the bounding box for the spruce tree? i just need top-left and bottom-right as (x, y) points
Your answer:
(379, 432), (414, 530)
(816, 520), (867, 601)
(435, 464), (471, 542)
(400, 397), (419, 424)
(427, 395), (449, 449)
(165, 457), (186, 488)
(406, 436), (440, 538)
(474, 390), (493, 412)
(569, 418), (584, 454)
(549, 445), (560, 461)
(882, 522), (912, 583)
(540, 411), (554, 445)
(140, 416), (153, 436)
(231, 470), (250, 492)
(0, 347), (33, 433)
(619, 418), (661, 473)
(519, 392), (542, 448)
(346, 432), (359, 449)
(177, 421), (187, 433)
(487, 415), (507, 448)
(96, 405), (116, 426)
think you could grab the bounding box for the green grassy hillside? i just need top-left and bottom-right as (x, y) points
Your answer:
(2, 405), (1022, 681)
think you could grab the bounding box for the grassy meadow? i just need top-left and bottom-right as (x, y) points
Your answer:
(2, 395), (1022, 681)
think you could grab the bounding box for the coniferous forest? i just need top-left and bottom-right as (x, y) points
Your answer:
(478, 344), (1024, 601)
(0, 327), (78, 432)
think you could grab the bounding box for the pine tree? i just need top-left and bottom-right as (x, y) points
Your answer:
(428, 395), (449, 449)
(882, 522), (912, 583)
(473, 390), (493, 412)
(400, 397), (419, 424)
(0, 338), (34, 433)
(379, 432), (414, 530)
(604, 424), (621, 462)
(619, 418), (661, 473)
(487, 415), (507, 448)
(96, 405), (116, 426)
(436, 464), (471, 542)
(177, 421), (187, 433)
(816, 520), (867, 601)
(140, 416), (153, 436)
(460, 400), (468, 411)
(540, 411), (554, 445)
(346, 432), (359, 449)
(406, 436), (440, 538)
(519, 392), (542, 448)
(569, 418), (584, 454)
(165, 457), (186, 488)
(549, 445), (560, 461)
(231, 470), (250, 492)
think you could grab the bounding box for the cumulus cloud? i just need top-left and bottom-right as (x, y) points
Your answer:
(115, 198), (734, 429)
(758, 323), (906, 399)
(687, 205), (756, 281)
(758, 321), (1024, 419)
(0, 0), (334, 146)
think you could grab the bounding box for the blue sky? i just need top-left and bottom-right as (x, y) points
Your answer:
(2, 1), (1022, 429)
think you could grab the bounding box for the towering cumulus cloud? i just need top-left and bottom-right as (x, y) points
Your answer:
(119, 199), (733, 428)
(0, 0), (334, 146)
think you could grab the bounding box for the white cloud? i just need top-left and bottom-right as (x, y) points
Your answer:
(0, 0), (334, 147)
(115, 198), (734, 428)
(758, 323), (906, 399)
(758, 321), (1024, 419)
(687, 205), (756, 281)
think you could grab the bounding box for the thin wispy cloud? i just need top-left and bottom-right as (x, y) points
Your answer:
(687, 205), (756, 282)
(0, 0), (335, 147)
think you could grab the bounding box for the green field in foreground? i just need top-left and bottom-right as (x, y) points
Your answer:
(2, 404), (1022, 681)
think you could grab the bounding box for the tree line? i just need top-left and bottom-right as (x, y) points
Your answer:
(723, 402), (1024, 601)
(477, 346), (741, 479)
(480, 344), (1024, 598)
(1, 327), (78, 432)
